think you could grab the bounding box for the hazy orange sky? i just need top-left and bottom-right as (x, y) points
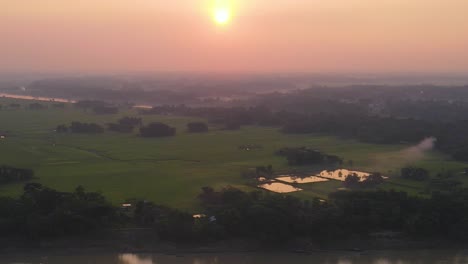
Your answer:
(1, 0), (468, 73)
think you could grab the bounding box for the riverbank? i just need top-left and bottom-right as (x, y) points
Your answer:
(0, 92), (153, 109)
(0, 93), (75, 103)
(1, 229), (465, 256)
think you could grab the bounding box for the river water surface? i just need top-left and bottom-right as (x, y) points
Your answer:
(1, 251), (468, 264)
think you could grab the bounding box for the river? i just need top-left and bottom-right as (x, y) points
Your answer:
(0, 93), (75, 103)
(1, 251), (467, 264)
(0, 93), (153, 109)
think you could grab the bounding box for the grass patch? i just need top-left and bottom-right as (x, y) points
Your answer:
(0, 98), (467, 210)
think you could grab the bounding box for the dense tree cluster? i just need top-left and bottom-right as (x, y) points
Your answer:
(0, 166), (34, 185)
(108, 117), (142, 133)
(187, 122), (209, 133)
(276, 147), (343, 166)
(178, 187), (468, 243)
(29, 78), (197, 105)
(70, 122), (104, 133)
(56, 122), (104, 134)
(140, 105), (283, 129)
(344, 173), (384, 188)
(3, 182), (468, 243)
(240, 166), (273, 181)
(140, 122), (176, 137)
(55, 124), (68, 133)
(429, 178), (462, 192)
(139, 104), (468, 162)
(132, 201), (205, 241)
(401, 167), (430, 181)
(119, 116), (143, 127)
(0, 184), (117, 237)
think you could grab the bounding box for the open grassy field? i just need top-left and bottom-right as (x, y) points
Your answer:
(1, 97), (467, 210)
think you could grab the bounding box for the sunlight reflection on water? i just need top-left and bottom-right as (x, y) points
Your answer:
(2, 251), (468, 264)
(119, 254), (154, 264)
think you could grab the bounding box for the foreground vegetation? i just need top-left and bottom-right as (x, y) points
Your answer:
(4, 183), (468, 245)
(0, 97), (467, 210)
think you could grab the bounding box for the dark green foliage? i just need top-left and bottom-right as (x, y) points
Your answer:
(107, 116), (142, 133)
(108, 123), (133, 133)
(344, 173), (384, 189)
(255, 165), (274, 179)
(138, 104), (468, 162)
(132, 200), (221, 242)
(282, 116), (432, 145)
(240, 166), (274, 180)
(196, 187), (468, 243)
(92, 106), (118, 115)
(401, 167), (430, 181)
(0, 166), (34, 185)
(69, 122), (104, 134)
(119, 116), (142, 127)
(277, 147), (343, 166)
(363, 172), (385, 186)
(55, 124), (68, 133)
(429, 178), (462, 192)
(0, 184), (116, 237)
(140, 122), (176, 137)
(28, 103), (46, 110)
(344, 173), (361, 188)
(187, 122), (209, 133)
(197, 187), (348, 242)
(3, 183), (468, 243)
(453, 149), (468, 162)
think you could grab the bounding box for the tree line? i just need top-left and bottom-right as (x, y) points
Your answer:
(0, 102), (68, 110)
(0, 183), (117, 237)
(56, 118), (210, 137)
(139, 186), (468, 243)
(0, 166), (34, 185)
(276, 147), (343, 166)
(108, 117), (143, 133)
(139, 104), (468, 162)
(3, 182), (468, 243)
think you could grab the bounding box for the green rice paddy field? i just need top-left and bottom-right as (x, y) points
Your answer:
(1, 98), (467, 210)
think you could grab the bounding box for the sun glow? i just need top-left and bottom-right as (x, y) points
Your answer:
(212, 0), (232, 25)
(214, 8), (231, 24)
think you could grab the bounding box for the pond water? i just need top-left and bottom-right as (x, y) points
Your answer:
(133, 105), (153, 109)
(1, 251), (468, 264)
(0, 93), (75, 103)
(317, 169), (371, 182)
(276, 175), (330, 184)
(0, 93), (153, 109)
(258, 182), (302, 193)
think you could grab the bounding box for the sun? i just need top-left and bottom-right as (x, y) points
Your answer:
(213, 7), (231, 25)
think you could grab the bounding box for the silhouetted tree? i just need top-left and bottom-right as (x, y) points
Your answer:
(401, 167), (430, 181)
(187, 122), (209, 133)
(69, 122), (104, 133)
(140, 122), (176, 137)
